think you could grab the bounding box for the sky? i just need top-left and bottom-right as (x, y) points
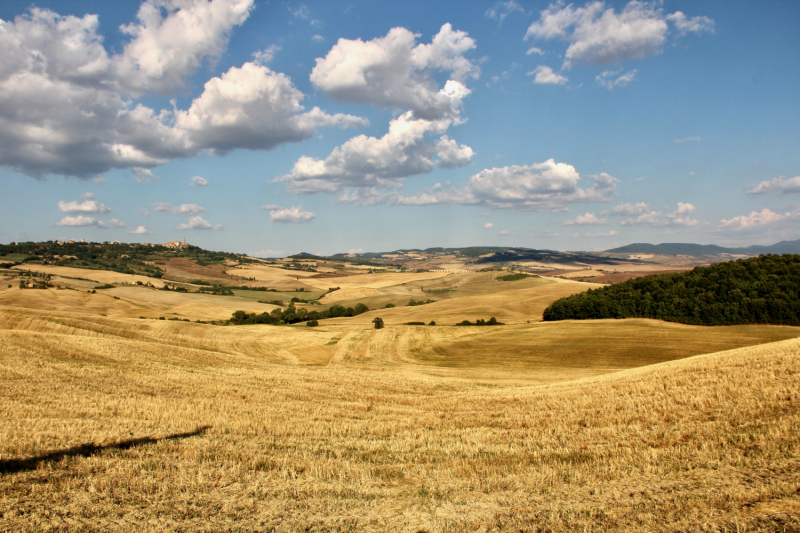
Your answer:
(0, 0), (798, 257)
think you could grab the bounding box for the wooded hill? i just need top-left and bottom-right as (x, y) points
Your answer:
(607, 239), (800, 257)
(543, 254), (800, 326)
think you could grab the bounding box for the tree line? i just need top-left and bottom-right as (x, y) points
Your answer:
(543, 254), (800, 326)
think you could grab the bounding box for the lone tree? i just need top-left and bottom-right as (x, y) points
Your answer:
(372, 317), (384, 329)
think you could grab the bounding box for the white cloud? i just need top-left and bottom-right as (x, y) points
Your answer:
(602, 202), (651, 216)
(278, 112), (471, 193)
(574, 230), (619, 238)
(666, 11), (715, 36)
(498, 230), (511, 235)
(177, 215), (223, 230)
(526, 1), (713, 69)
(251, 45), (280, 66)
(115, 0), (255, 96)
(719, 208), (800, 231)
(58, 197), (111, 214)
(435, 135), (474, 168)
(748, 176), (800, 195)
(92, 176), (108, 184)
(129, 225), (150, 234)
(107, 219), (126, 228)
(56, 215), (105, 227)
(339, 159), (619, 211)
(673, 136), (703, 144)
(0, 5), (366, 179)
(563, 212), (608, 225)
(269, 206), (316, 224)
(485, 1), (524, 25)
(175, 62), (367, 155)
(526, 47), (545, 55)
(528, 65), (568, 85)
(596, 69), (637, 89)
(289, 5), (310, 19)
(260, 204), (282, 210)
(153, 202), (205, 215)
(483, 223), (494, 229)
(138, 208), (151, 216)
(191, 176), (209, 186)
(312, 34), (324, 42)
(310, 24), (478, 120)
(620, 202), (698, 226)
(132, 167), (160, 182)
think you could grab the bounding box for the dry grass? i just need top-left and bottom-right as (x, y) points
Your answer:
(2, 263), (799, 531)
(1, 330), (798, 531)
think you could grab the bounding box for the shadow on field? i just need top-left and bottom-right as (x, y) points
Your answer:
(0, 426), (211, 475)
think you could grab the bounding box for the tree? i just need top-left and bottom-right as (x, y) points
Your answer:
(372, 317), (384, 329)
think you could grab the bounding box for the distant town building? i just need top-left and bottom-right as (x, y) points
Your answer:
(163, 238), (188, 249)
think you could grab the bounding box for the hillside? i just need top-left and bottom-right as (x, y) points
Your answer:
(544, 254), (800, 325)
(2, 329), (798, 531)
(607, 238), (800, 256)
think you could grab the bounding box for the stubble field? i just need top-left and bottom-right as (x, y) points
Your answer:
(1, 262), (799, 531)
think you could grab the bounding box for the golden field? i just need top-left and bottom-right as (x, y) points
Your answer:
(1, 264), (799, 531)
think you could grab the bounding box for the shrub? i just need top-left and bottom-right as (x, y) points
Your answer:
(429, 321), (436, 326)
(307, 320), (319, 327)
(497, 273), (532, 282)
(373, 317), (384, 329)
(385, 303), (396, 308)
(405, 321), (425, 325)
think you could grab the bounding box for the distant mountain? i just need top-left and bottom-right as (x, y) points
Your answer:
(607, 239), (800, 257)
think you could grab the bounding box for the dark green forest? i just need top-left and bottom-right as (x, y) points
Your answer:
(543, 255), (800, 326)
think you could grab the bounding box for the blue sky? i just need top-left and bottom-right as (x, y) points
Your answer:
(0, 0), (798, 256)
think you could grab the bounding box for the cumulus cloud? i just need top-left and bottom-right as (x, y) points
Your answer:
(268, 206), (316, 224)
(485, 1), (524, 26)
(174, 62), (366, 155)
(528, 65), (568, 85)
(132, 168), (160, 182)
(602, 201), (651, 216)
(563, 212), (608, 225)
(719, 208), (799, 231)
(0, 4), (367, 179)
(107, 219), (126, 227)
(310, 24), (478, 120)
(153, 202), (206, 215)
(58, 196), (112, 214)
(278, 112), (472, 193)
(483, 222), (494, 229)
(748, 176), (800, 195)
(115, 0), (255, 96)
(620, 202), (698, 226)
(191, 176), (209, 186)
(339, 159), (619, 211)
(498, 230), (511, 235)
(129, 225), (150, 234)
(56, 215), (105, 227)
(596, 69), (636, 89)
(526, 47), (545, 56)
(525, 1), (713, 70)
(667, 11), (715, 36)
(177, 215), (223, 230)
(435, 135), (474, 168)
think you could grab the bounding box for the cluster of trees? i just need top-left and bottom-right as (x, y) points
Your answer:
(406, 299), (435, 306)
(455, 317), (503, 326)
(543, 254), (800, 326)
(228, 302), (371, 326)
(496, 273), (533, 282)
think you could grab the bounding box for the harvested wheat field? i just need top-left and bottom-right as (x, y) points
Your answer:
(2, 260), (800, 531)
(1, 328), (799, 532)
